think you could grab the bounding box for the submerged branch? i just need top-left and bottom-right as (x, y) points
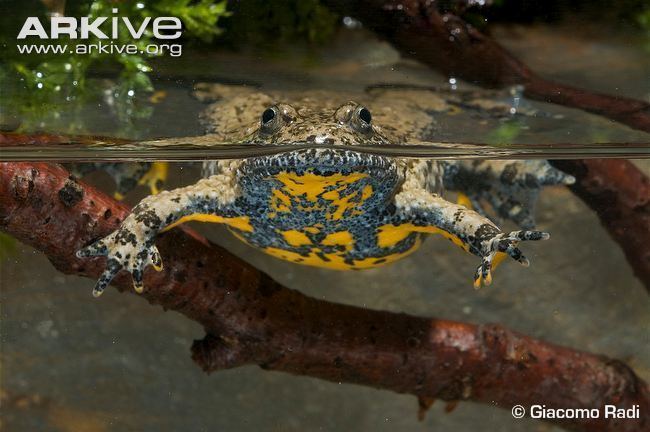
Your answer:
(550, 159), (650, 290)
(0, 162), (648, 432)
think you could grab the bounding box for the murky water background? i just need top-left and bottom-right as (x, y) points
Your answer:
(1, 21), (649, 432)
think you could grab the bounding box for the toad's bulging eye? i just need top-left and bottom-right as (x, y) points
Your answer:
(262, 108), (276, 125)
(260, 104), (297, 135)
(358, 107), (372, 124)
(260, 105), (283, 135)
(334, 102), (374, 135)
(351, 105), (373, 134)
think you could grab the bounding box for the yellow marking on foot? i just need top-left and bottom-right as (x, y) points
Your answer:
(492, 251), (507, 269)
(303, 226), (321, 234)
(473, 251), (507, 288)
(162, 214), (253, 232)
(113, 191), (125, 201)
(281, 230), (312, 247)
(474, 267), (495, 289)
(139, 162), (168, 195)
(457, 192), (472, 209)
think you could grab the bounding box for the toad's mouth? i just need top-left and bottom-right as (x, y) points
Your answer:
(238, 147), (397, 178)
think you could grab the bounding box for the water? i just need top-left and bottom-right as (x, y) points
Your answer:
(1, 15), (649, 432)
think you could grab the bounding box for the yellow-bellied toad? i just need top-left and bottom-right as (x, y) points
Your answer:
(78, 85), (574, 296)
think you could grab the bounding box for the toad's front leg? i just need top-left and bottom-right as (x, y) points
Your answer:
(76, 175), (244, 297)
(391, 187), (549, 287)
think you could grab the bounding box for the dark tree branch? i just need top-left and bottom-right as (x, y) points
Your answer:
(550, 159), (650, 290)
(1, 162), (648, 432)
(322, 0), (650, 133)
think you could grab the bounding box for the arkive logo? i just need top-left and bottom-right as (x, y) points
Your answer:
(17, 9), (182, 40)
(16, 8), (183, 57)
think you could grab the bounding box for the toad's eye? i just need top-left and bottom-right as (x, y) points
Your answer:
(351, 105), (373, 134)
(260, 106), (282, 134)
(334, 102), (374, 135)
(358, 107), (372, 125)
(262, 108), (276, 125)
(259, 104), (297, 135)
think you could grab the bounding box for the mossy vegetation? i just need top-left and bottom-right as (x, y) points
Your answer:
(1, 0), (229, 132)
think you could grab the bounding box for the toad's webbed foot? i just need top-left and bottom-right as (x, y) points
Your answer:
(473, 229), (549, 288)
(76, 210), (163, 297)
(76, 174), (241, 297)
(394, 186), (550, 287)
(442, 160), (574, 229)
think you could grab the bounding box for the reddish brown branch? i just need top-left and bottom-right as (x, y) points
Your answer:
(322, 0), (650, 133)
(524, 79), (650, 133)
(550, 159), (650, 290)
(1, 161), (648, 432)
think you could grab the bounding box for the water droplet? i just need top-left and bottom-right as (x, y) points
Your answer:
(36, 71), (43, 78)
(136, 2), (145, 9)
(342, 16), (362, 29)
(36, 82), (43, 89)
(127, 89), (135, 97)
